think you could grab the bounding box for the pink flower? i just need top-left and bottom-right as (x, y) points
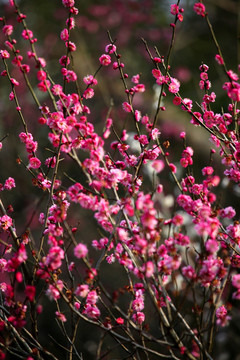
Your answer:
(51, 84), (63, 96)
(116, 317), (124, 325)
(168, 78), (180, 93)
(132, 311), (145, 325)
(83, 75), (97, 85)
(86, 290), (98, 305)
(173, 96), (182, 105)
(62, 0), (75, 8)
(75, 284), (89, 297)
(0, 215), (12, 230)
(83, 88), (94, 99)
(4, 177), (16, 190)
(181, 98), (192, 111)
(37, 70), (47, 81)
(0, 259), (7, 272)
(38, 57), (46, 68)
(46, 246), (64, 270)
(145, 261), (154, 277)
(228, 87), (240, 102)
(134, 110), (141, 122)
(10, 78), (19, 86)
(9, 92), (14, 101)
(83, 305), (100, 319)
(46, 281), (63, 301)
(29, 157), (41, 169)
(180, 147), (193, 168)
(2, 25), (13, 36)
(227, 70), (239, 81)
(152, 160), (164, 173)
(205, 239), (219, 254)
(65, 70), (77, 82)
(22, 29), (33, 39)
(60, 28), (69, 41)
(193, 3), (206, 17)
(99, 54), (111, 66)
(150, 128), (160, 140)
(232, 274), (240, 289)
(220, 206), (236, 219)
(55, 311), (67, 322)
(105, 44), (116, 54)
(132, 297), (144, 312)
(45, 156), (56, 168)
(59, 55), (70, 67)
(66, 17), (75, 30)
(152, 69), (161, 79)
(215, 54), (224, 65)
(169, 163), (177, 173)
(65, 41), (76, 52)
(141, 210), (157, 230)
(122, 102), (132, 113)
(25, 285), (36, 302)
(74, 243), (88, 258)
(182, 265), (196, 279)
(170, 4), (179, 15)
(216, 305), (231, 327)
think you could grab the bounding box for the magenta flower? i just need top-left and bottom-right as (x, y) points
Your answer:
(74, 243), (88, 259)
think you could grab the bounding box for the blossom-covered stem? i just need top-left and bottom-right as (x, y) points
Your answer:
(145, 282), (198, 360)
(37, 132), (63, 259)
(152, 0), (180, 128)
(164, 0), (181, 70)
(11, 2), (60, 113)
(13, 0), (42, 68)
(0, 197), (18, 245)
(1, 58), (28, 133)
(204, 14), (228, 75)
(3, 22), (43, 110)
(95, 211), (122, 270)
(159, 282), (214, 360)
(141, 38), (165, 130)
(180, 99), (226, 142)
(207, 258), (232, 354)
(54, 279), (174, 358)
(107, 31), (141, 138)
(97, 293), (140, 356)
(156, 138), (183, 192)
(97, 278), (172, 347)
(54, 299), (76, 357)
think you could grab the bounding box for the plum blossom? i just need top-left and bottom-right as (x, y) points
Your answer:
(99, 54), (111, 66)
(122, 102), (132, 113)
(132, 311), (145, 325)
(0, 215), (12, 230)
(232, 274), (240, 289)
(28, 157), (41, 169)
(216, 305), (231, 327)
(45, 246), (64, 270)
(74, 243), (88, 258)
(4, 177), (16, 190)
(170, 4), (179, 15)
(46, 280), (63, 301)
(193, 3), (206, 17)
(168, 77), (180, 93)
